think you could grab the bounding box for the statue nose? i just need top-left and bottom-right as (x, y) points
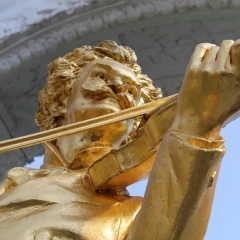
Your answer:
(112, 77), (123, 86)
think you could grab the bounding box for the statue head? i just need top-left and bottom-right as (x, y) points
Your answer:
(36, 41), (162, 169)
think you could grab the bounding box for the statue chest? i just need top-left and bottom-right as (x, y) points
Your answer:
(0, 198), (142, 240)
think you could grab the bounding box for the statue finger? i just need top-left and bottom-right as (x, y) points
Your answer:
(201, 45), (219, 70)
(231, 39), (240, 65)
(216, 40), (233, 71)
(189, 43), (214, 70)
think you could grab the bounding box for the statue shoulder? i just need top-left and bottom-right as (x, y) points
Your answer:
(0, 166), (71, 195)
(0, 167), (142, 240)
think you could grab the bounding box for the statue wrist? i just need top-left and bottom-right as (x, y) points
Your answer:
(168, 129), (225, 150)
(170, 117), (222, 141)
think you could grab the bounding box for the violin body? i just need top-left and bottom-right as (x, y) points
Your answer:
(89, 96), (177, 191)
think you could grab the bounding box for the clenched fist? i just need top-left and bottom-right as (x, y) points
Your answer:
(172, 40), (240, 140)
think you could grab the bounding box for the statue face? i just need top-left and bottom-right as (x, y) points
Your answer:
(56, 59), (141, 169)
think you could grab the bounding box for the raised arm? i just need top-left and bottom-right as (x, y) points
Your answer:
(128, 40), (240, 240)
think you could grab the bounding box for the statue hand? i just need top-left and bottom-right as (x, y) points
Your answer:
(172, 40), (240, 139)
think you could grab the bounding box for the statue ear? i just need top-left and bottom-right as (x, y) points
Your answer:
(42, 142), (67, 169)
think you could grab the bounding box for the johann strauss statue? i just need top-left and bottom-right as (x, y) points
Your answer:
(0, 40), (240, 240)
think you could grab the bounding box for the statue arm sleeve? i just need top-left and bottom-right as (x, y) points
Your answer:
(127, 130), (225, 240)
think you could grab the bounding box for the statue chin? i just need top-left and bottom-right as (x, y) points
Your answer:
(69, 146), (113, 169)
(55, 119), (135, 169)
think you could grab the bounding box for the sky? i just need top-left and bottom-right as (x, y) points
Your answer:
(28, 117), (240, 239)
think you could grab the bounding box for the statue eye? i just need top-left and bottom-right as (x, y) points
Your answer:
(96, 73), (106, 81)
(128, 88), (133, 94)
(126, 86), (138, 96)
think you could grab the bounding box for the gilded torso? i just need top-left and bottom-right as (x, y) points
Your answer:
(0, 168), (142, 240)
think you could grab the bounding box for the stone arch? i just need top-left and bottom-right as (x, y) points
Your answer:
(0, 0), (239, 177)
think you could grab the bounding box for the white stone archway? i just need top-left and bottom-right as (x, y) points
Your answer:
(0, 0), (239, 177)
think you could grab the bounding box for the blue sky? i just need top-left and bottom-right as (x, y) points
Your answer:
(28, 117), (240, 239)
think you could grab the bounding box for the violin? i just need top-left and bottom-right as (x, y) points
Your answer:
(0, 93), (238, 191)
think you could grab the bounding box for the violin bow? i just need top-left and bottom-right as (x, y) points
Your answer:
(0, 94), (178, 154)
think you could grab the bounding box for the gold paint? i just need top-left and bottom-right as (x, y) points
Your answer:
(0, 94), (176, 154)
(0, 40), (240, 240)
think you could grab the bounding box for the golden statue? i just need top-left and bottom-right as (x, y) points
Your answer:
(0, 40), (240, 240)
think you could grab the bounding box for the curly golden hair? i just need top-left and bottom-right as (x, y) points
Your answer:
(36, 40), (162, 131)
